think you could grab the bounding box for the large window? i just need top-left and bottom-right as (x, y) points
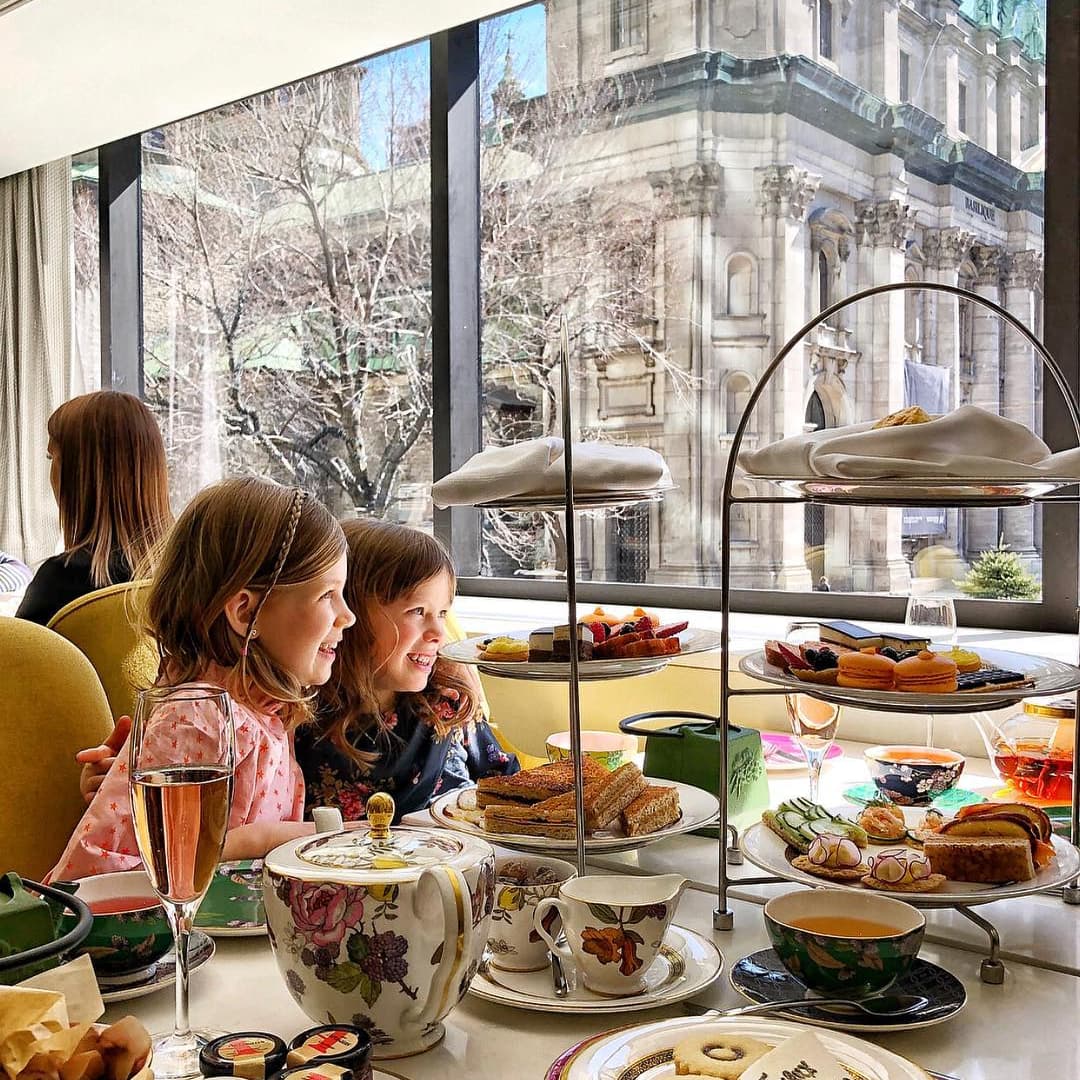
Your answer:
(469, 0), (1049, 607)
(79, 0), (1076, 628)
(141, 45), (433, 520)
(72, 152), (101, 392)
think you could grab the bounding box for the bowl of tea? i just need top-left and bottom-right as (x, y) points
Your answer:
(61, 870), (171, 978)
(864, 745), (965, 805)
(763, 888), (925, 997)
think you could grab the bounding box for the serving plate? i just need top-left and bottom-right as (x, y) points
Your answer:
(739, 645), (1080, 713)
(544, 1014), (929, 1080)
(762, 732), (843, 772)
(476, 487), (671, 513)
(471, 923), (721, 1014)
(730, 949), (966, 1033)
(428, 779), (719, 854)
(442, 628), (721, 682)
(740, 804), (1080, 907)
(759, 476), (1077, 506)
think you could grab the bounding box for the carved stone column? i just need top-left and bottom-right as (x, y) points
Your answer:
(756, 164), (820, 590)
(922, 227), (976, 410)
(852, 198), (916, 593)
(647, 162), (723, 583)
(964, 243), (1005, 557)
(1000, 249), (1043, 558)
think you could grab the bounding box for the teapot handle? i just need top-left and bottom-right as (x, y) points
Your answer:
(619, 711), (715, 737)
(407, 864), (474, 1030)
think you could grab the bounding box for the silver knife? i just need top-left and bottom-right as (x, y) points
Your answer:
(550, 950), (569, 997)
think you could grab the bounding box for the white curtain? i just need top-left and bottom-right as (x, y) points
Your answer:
(0, 157), (81, 566)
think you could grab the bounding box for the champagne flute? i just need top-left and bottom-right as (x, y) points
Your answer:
(129, 686), (235, 1080)
(785, 693), (840, 803)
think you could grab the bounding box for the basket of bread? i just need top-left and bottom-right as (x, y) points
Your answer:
(2, 956), (151, 1080)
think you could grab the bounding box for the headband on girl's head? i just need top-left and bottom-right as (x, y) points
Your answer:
(241, 488), (306, 657)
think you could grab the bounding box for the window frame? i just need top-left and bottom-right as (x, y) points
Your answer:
(91, 2), (1080, 633)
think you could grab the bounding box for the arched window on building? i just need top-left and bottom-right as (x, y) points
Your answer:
(726, 254), (754, 315)
(725, 372), (754, 434)
(804, 391), (828, 581)
(904, 263), (924, 356)
(958, 264), (976, 376)
(817, 248), (831, 315)
(730, 481), (755, 543)
(819, 0), (834, 60)
(607, 502), (650, 581)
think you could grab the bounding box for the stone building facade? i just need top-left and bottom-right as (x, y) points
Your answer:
(553, 0), (1046, 589)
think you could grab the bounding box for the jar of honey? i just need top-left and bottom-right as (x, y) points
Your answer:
(975, 696), (1075, 803)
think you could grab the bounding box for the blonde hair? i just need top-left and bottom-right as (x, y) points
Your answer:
(143, 477), (345, 726)
(48, 391), (172, 587)
(318, 518), (478, 768)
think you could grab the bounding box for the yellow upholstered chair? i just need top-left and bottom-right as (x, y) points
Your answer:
(444, 610), (544, 769)
(0, 617), (114, 879)
(47, 581), (158, 723)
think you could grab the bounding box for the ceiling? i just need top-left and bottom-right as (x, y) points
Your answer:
(0, 0), (517, 178)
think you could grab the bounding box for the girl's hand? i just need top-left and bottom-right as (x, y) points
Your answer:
(76, 715), (132, 803)
(221, 820), (316, 860)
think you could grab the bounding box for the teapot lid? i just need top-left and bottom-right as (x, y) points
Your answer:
(265, 793), (492, 882)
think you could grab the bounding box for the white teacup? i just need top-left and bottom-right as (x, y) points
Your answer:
(487, 855), (577, 972)
(533, 873), (686, 996)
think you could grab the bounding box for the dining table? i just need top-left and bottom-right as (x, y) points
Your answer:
(102, 744), (1080, 1080)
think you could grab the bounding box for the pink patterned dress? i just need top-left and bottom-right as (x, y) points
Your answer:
(50, 685), (304, 881)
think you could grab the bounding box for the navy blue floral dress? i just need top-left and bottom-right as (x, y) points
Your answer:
(296, 690), (518, 823)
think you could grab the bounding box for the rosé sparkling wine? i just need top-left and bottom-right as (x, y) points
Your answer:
(131, 765), (232, 903)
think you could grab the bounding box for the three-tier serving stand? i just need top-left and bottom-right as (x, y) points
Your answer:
(715, 281), (1080, 984)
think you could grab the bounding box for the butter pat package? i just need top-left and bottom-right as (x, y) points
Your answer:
(743, 1031), (849, 1080)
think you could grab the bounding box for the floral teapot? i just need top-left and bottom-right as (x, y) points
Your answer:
(263, 794), (495, 1058)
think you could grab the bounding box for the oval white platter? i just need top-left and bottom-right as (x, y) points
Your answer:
(739, 644), (1080, 713)
(429, 779), (719, 854)
(471, 923), (722, 1014)
(740, 804), (1080, 908)
(544, 1014), (929, 1080)
(441, 628), (721, 682)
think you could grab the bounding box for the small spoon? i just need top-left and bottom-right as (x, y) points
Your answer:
(718, 993), (929, 1019)
(550, 950), (569, 998)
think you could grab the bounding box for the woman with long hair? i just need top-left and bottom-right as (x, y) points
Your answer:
(17, 390), (173, 624)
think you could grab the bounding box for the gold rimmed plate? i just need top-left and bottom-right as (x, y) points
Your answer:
(470, 923), (722, 1014)
(739, 645), (1080, 713)
(429, 779), (719, 854)
(740, 804), (1080, 907)
(543, 1015), (929, 1080)
(441, 628), (721, 682)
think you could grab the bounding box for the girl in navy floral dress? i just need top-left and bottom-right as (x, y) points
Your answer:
(299, 519), (518, 821)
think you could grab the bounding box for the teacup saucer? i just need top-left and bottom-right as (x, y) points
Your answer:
(99, 931), (216, 1003)
(469, 923), (722, 1014)
(730, 949), (966, 1032)
(195, 860), (267, 937)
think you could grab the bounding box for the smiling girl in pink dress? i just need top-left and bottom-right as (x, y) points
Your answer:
(50, 477), (354, 881)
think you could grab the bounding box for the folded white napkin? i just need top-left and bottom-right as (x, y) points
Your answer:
(432, 438), (672, 508)
(739, 405), (1080, 480)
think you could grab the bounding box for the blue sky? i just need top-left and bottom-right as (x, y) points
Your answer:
(358, 3), (546, 167)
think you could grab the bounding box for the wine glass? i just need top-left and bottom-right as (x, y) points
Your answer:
(785, 693), (841, 803)
(129, 686), (235, 1080)
(905, 593), (957, 746)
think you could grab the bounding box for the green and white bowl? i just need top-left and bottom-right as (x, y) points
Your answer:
(763, 888), (925, 998)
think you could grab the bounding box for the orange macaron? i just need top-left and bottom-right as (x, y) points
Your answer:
(836, 648), (896, 690)
(894, 649), (959, 693)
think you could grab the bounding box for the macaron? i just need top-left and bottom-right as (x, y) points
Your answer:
(836, 648), (896, 690)
(894, 649), (958, 693)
